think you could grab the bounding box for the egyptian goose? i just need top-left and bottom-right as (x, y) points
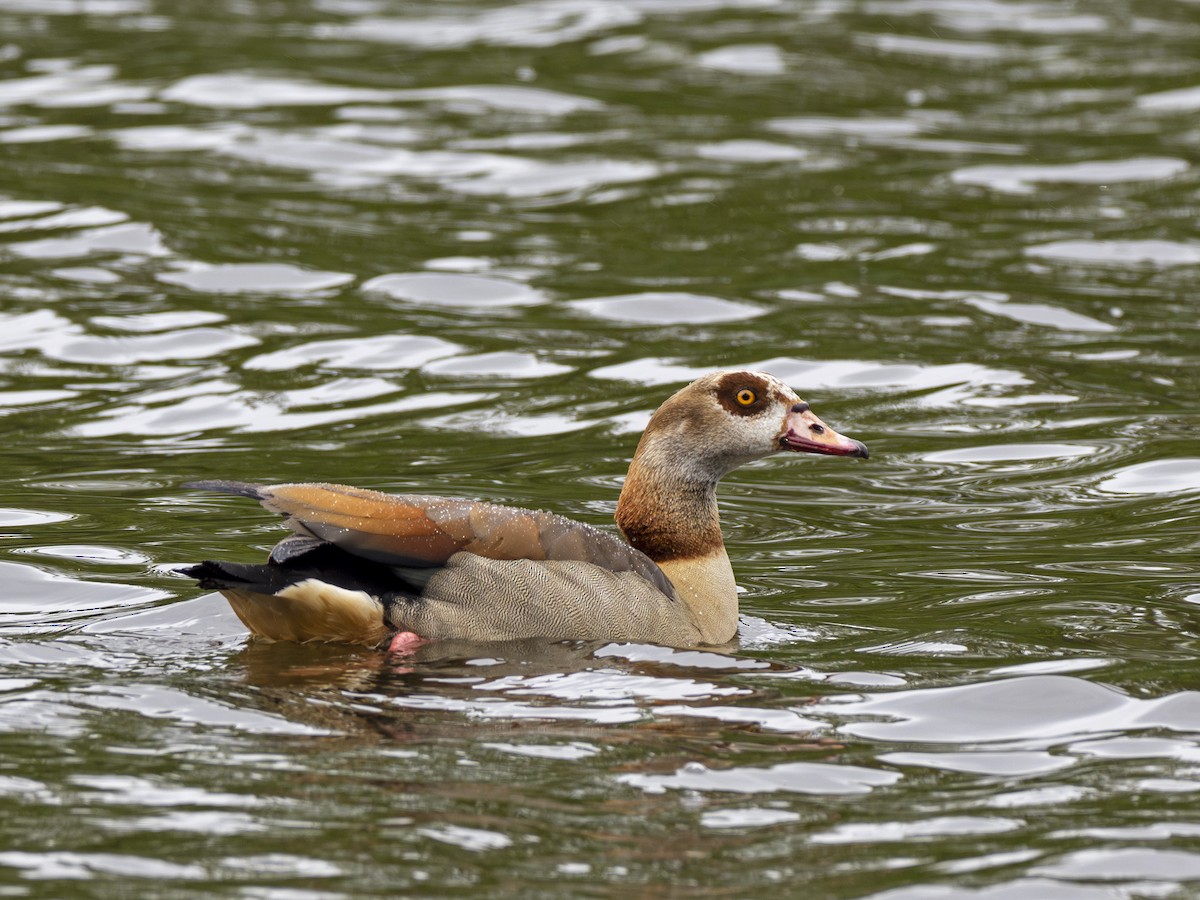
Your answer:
(181, 371), (867, 649)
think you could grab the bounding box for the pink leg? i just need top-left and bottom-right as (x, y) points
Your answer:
(387, 631), (428, 654)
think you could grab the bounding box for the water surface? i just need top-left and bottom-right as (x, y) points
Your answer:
(1, 0), (1199, 896)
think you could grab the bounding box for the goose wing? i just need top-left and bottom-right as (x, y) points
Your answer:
(184, 480), (678, 602)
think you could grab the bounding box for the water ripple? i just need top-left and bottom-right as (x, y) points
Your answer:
(8, 221), (169, 259)
(157, 263), (353, 294)
(2, 1), (1200, 894)
(319, 1), (644, 49)
(244, 334), (462, 372)
(618, 760), (901, 796)
(362, 272), (546, 308)
(571, 292), (764, 325)
(828, 675), (1200, 744)
(1095, 459), (1200, 495)
(952, 157), (1189, 194)
(1026, 239), (1200, 268)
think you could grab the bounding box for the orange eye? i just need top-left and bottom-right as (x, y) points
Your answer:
(736, 389), (756, 406)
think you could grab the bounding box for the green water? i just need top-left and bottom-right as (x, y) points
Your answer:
(1, 0), (1199, 896)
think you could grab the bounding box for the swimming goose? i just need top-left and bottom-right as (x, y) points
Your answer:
(181, 370), (867, 649)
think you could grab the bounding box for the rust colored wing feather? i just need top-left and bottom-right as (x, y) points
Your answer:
(188, 481), (677, 600)
(262, 483), (462, 565)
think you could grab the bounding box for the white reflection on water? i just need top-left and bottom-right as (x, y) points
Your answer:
(0, 388), (76, 408)
(811, 815), (1023, 844)
(866, 0), (1110, 35)
(0, 204), (125, 233)
(157, 263), (354, 295)
(827, 675), (1200, 745)
(0, 124), (90, 143)
(963, 297), (1116, 333)
(474, 669), (747, 701)
(245, 334), (462, 372)
(318, 0), (644, 49)
(8, 222), (169, 259)
(864, 879), (1131, 900)
(418, 824), (514, 852)
(70, 774), (269, 808)
(1137, 84), (1200, 112)
(393, 84), (605, 115)
(924, 444), (1095, 464)
(570, 292), (765, 324)
(0, 507), (72, 526)
(0, 61), (150, 106)
(1033, 848), (1200, 882)
(423, 350), (573, 379)
(589, 356), (1032, 409)
(951, 157), (1188, 194)
(695, 139), (809, 162)
(362, 272), (546, 308)
(879, 751), (1073, 777)
(653, 704), (824, 732)
(75, 684), (331, 735)
(860, 33), (1010, 61)
(53, 328), (259, 365)
(74, 386), (489, 437)
(422, 406), (593, 437)
(160, 73), (401, 109)
(701, 807), (801, 828)
(117, 121), (655, 199)
(91, 311), (227, 332)
(1026, 239), (1200, 268)
(0, 851), (206, 881)
(694, 44), (786, 75)
(482, 741), (600, 760)
(386, 693), (644, 724)
(619, 760), (901, 795)
(1070, 736), (1200, 763)
(767, 115), (924, 139)
(0, 560), (165, 616)
(1096, 460), (1200, 495)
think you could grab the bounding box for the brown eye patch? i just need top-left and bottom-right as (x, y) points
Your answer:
(714, 372), (770, 416)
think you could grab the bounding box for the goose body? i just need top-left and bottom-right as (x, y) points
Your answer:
(181, 371), (867, 649)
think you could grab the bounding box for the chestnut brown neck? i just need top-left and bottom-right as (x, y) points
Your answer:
(615, 446), (725, 563)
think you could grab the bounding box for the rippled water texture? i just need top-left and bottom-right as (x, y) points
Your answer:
(1, 0), (1199, 896)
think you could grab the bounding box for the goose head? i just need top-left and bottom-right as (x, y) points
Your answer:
(628, 370), (867, 483)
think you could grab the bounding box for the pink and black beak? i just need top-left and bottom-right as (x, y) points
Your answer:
(779, 402), (868, 458)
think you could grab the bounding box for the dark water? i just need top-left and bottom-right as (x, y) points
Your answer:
(1, 0), (1199, 896)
